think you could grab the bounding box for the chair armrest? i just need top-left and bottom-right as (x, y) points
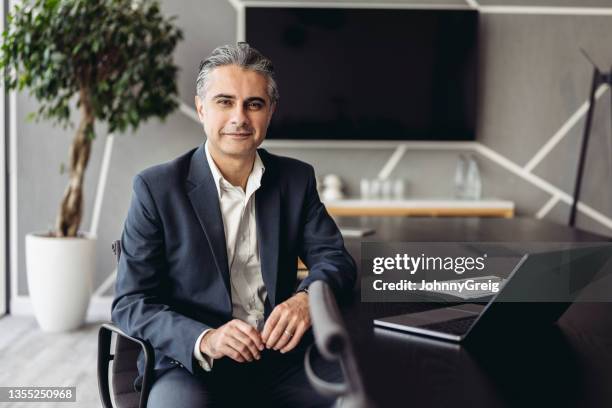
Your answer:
(98, 323), (155, 408)
(304, 344), (347, 396)
(307, 281), (374, 408)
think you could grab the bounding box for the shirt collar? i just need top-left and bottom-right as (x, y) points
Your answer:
(204, 140), (265, 199)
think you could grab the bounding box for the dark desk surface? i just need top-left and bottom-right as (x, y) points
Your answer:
(338, 217), (612, 408)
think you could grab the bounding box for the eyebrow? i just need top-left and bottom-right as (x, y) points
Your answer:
(212, 94), (267, 105)
(212, 94), (235, 100)
(245, 97), (266, 105)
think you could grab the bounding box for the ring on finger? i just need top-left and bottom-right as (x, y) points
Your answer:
(284, 329), (294, 338)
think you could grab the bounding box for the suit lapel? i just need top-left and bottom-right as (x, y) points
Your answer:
(256, 150), (280, 307)
(186, 144), (231, 297)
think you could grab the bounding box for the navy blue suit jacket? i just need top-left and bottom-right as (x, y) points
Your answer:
(111, 144), (356, 381)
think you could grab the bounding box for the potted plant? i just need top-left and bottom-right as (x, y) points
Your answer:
(1, 0), (182, 331)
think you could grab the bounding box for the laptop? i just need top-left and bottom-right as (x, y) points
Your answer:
(374, 245), (612, 342)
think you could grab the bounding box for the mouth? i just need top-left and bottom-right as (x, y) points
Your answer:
(222, 132), (253, 137)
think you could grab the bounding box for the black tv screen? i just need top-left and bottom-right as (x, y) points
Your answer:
(245, 7), (478, 141)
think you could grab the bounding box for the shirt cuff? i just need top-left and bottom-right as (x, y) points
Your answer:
(194, 329), (215, 372)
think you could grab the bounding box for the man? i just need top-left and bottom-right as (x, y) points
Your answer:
(112, 42), (356, 407)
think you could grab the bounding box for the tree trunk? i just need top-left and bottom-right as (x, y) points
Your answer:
(55, 88), (94, 237)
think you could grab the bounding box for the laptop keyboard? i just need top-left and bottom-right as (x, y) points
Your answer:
(421, 315), (478, 335)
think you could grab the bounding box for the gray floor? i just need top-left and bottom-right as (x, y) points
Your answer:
(0, 315), (105, 407)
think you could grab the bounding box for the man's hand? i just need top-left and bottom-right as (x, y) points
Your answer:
(200, 319), (264, 363)
(262, 291), (310, 353)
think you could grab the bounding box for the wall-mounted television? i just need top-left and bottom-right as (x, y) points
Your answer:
(245, 7), (478, 141)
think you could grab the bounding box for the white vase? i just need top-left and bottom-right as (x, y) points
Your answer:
(25, 232), (95, 332)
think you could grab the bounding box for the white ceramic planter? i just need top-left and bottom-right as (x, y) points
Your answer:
(25, 232), (96, 332)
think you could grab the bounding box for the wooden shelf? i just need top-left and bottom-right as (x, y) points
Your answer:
(323, 199), (514, 218)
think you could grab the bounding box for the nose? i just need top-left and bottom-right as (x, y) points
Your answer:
(230, 104), (250, 128)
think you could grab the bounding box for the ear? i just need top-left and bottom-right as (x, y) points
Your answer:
(194, 95), (206, 123)
(267, 102), (276, 124)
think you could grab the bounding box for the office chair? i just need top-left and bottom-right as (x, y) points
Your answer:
(97, 242), (341, 407)
(305, 280), (374, 408)
(98, 240), (154, 408)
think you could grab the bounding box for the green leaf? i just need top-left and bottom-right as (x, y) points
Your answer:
(72, 43), (82, 55)
(25, 111), (36, 122)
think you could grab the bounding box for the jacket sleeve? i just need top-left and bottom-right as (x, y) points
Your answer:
(111, 175), (209, 374)
(296, 166), (357, 298)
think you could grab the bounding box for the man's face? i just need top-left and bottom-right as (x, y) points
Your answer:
(195, 64), (275, 159)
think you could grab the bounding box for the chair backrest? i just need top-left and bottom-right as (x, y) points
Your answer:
(111, 336), (143, 408)
(112, 240), (122, 264)
(110, 240), (144, 408)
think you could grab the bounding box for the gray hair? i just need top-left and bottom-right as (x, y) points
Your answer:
(195, 42), (279, 104)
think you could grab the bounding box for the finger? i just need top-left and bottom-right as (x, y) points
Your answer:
(232, 320), (264, 351)
(273, 315), (299, 351)
(262, 308), (281, 343)
(227, 337), (256, 362)
(280, 322), (308, 354)
(220, 342), (246, 363)
(231, 328), (261, 360)
(266, 313), (290, 349)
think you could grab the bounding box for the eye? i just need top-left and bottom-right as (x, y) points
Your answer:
(247, 101), (264, 110)
(217, 99), (232, 107)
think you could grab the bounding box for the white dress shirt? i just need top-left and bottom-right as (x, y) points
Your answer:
(193, 141), (267, 371)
